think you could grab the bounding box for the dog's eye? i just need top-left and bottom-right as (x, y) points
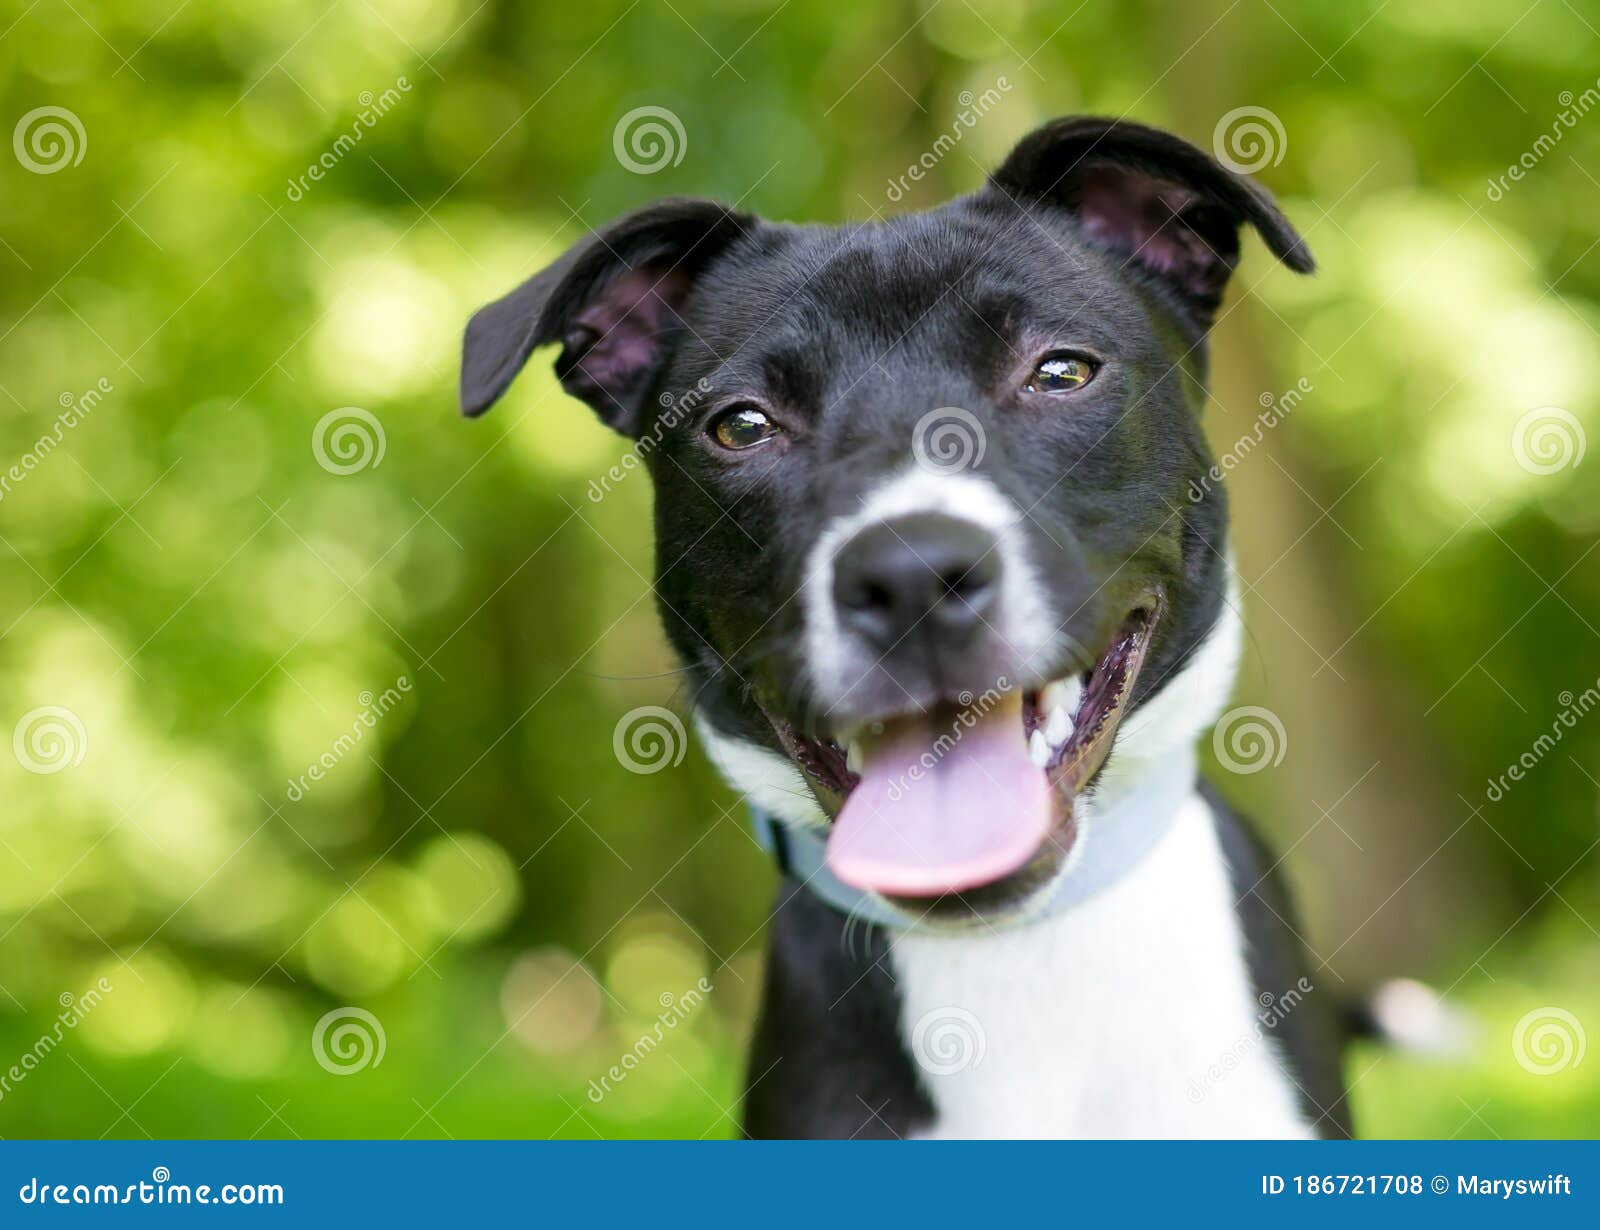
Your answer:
(710, 405), (779, 451)
(1025, 353), (1097, 394)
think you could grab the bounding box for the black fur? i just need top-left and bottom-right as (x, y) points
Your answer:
(460, 118), (1312, 766)
(742, 879), (934, 1139)
(741, 790), (1354, 1139)
(462, 115), (1343, 1138)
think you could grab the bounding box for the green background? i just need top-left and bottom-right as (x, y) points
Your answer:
(1, 0), (1597, 1138)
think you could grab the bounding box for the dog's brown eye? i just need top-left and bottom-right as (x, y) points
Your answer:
(1026, 353), (1097, 394)
(710, 405), (779, 451)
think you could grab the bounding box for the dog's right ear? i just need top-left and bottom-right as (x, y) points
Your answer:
(460, 199), (755, 435)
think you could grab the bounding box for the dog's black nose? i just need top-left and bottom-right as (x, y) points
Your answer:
(832, 513), (1000, 650)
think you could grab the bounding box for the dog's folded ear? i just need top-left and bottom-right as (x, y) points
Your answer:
(989, 116), (1313, 322)
(460, 199), (755, 433)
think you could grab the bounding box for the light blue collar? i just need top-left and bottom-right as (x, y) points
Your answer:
(750, 752), (1197, 933)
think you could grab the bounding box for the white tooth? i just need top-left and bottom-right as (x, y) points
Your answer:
(1041, 677), (1084, 723)
(1028, 729), (1051, 769)
(1044, 704), (1071, 746)
(846, 740), (863, 773)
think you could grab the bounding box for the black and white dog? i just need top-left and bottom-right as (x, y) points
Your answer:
(461, 116), (1350, 1139)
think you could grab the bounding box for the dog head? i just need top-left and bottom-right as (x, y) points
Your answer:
(462, 117), (1312, 921)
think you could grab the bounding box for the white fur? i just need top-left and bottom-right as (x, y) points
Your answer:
(801, 468), (1057, 708)
(892, 783), (1316, 1139)
(698, 567), (1314, 1137)
(888, 595), (1316, 1139)
(693, 713), (829, 831)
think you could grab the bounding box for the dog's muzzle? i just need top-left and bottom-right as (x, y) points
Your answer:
(830, 512), (1000, 657)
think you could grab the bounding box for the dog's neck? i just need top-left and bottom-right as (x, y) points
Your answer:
(890, 782), (1316, 1139)
(710, 590), (1318, 1136)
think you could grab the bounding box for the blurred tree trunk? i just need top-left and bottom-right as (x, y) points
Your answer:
(1160, 11), (1485, 986)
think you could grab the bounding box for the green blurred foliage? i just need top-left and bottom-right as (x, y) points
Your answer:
(0, 0), (1596, 1138)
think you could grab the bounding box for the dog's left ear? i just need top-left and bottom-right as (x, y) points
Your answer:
(460, 198), (755, 433)
(990, 116), (1313, 321)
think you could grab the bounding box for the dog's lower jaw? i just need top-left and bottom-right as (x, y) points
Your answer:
(699, 576), (1243, 925)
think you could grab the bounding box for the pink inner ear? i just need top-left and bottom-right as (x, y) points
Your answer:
(562, 266), (690, 427)
(1076, 167), (1234, 301)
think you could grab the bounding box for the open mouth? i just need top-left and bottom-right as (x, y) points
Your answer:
(766, 600), (1160, 902)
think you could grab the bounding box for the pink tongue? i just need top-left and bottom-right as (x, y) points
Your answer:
(825, 693), (1052, 896)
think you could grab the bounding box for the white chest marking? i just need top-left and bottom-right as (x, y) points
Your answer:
(891, 789), (1316, 1139)
(694, 558), (1311, 1137)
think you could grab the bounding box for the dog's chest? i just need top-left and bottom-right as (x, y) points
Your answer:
(890, 790), (1315, 1139)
